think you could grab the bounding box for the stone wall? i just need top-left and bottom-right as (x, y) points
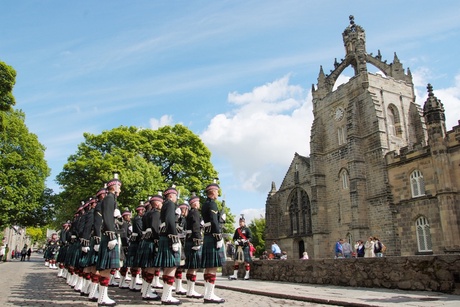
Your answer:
(223, 255), (460, 293)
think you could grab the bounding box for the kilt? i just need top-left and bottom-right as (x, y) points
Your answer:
(200, 234), (226, 268)
(79, 248), (91, 268)
(56, 244), (68, 263)
(43, 247), (52, 259)
(79, 237), (98, 267)
(184, 240), (201, 269)
(44, 245), (58, 260)
(87, 236), (99, 266)
(234, 245), (252, 263)
(65, 241), (82, 267)
(135, 239), (158, 268)
(153, 236), (180, 268)
(96, 234), (120, 271)
(125, 240), (140, 268)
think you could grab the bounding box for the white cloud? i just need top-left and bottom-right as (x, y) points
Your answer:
(425, 75), (460, 130)
(201, 75), (311, 194)
(149, 114), (174, 130)
(412, 69), (460, 130)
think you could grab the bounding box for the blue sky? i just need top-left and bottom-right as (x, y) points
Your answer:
(2, 1), (460, 225)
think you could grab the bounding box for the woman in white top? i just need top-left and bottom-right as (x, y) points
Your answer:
(364, 237), (375, 258)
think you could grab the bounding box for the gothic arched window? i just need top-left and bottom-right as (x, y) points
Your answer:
(410, 170), (425, 197)
(388, 104), (401, 137)
(416, 216), (432, 252)
(288, 188), (312, 236)
(340, 169), (349, 190)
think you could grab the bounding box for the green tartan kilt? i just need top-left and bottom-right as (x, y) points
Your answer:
(136, 239), (158, 268)
(65, 241), (82, 267)
(56, 245), (67, 263)
(125, 240), (140, 268)
(96, 234), (120, 271)
(79, 237), (98, 267)
(79, 249), (91, 267)
(153, 236), (180, 268)
(88, 237), (99, 266)
(184, 240), (202, 269)
(201, 234), (226, 268)
(44, 245), (58, 260)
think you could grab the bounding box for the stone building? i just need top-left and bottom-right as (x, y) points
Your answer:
(265, 16), (460, 259)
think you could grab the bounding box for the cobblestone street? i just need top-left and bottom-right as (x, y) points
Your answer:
(0, 254), (332, 307)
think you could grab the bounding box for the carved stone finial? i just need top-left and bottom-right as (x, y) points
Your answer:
(427, 83), (434, 96)
(349, 15), (354, 25)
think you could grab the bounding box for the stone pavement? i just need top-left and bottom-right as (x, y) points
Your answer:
(1, 253), (460, 306)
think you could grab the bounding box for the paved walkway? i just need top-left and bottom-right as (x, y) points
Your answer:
(1, 253), (460, 306)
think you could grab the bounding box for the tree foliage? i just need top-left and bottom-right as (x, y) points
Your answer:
(0, 61), (16, 112)
(0, 109), (50, 227)
(55, 124), (235, 231)
(26, 226), (46, 244)
(248, 216), (266, 257)
(0, 61), (51, 228)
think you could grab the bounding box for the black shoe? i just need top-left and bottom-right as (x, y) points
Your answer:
(186, 294), (204, 299)
(129, 288), (141, 292)
(204, 298), (225, 304)
(161, 300), (182, 305)
(143, 295), (161, 301)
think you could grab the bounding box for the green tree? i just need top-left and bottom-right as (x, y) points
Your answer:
(0, 61), (16, 112)
(26, 227), (45, 244)
(248, 216), (266, 257)
(55, 124), (235, 230)
(0, 109), (50, 227)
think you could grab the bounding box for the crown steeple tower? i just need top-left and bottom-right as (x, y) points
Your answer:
(342, 15), (368, 76)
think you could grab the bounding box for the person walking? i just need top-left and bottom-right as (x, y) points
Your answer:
(200, 182), (226, 304)
(20, 245), (27, 261)
(4, 244), (9, 262)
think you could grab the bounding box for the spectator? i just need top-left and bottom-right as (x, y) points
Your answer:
(226, 241), (235, 260)
(271, 241), (282, 259)
(335, 239), (344, 258)
(373, 237), (384, 257)
(280, 251), (287, 260)
(20, 245), (27, 261)
(249, 242), (256, 259)
(342, 240), (353, 258)
(260, 251), (268, 260)
(300, 252), (309, 260)
(364, 237), (375, 258)
(4, 244), (9, 262)
(0, 244), (5, 261)
(356, 240), (365, 258)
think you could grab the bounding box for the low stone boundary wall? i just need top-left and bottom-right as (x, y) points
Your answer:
(223, 255), (460, 293)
